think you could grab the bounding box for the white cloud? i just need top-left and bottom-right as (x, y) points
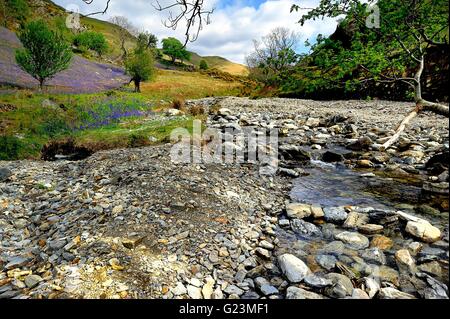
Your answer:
(53, 0), (339, 63)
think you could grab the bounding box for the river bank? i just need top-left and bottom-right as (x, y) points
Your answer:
(0, 97), (448, 299)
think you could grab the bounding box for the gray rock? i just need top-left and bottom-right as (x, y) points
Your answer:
(360, 248), (386, 265)
(378, 287), (416, 299)
(24, 274), (43, 289)
(325, 273), (354, 296)
(4, 256), (29, 270)
(315, 254), (337, 271)
(335, 231), (370, 250)
(286, 286), (324, 299)
(0, 168), (12, 182)
(291, 219), (322, 238)
(304, 274), (333, 288)
(277, 254), (311, 283)
(323, 207), (348, 224)
(224, 285), (244, 296)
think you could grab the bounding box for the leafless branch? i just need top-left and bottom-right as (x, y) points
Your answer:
(152, 0), (214, 46)
(81, 0), (111, 17)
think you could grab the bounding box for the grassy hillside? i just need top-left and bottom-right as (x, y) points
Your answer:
(189, 52), (249, 76)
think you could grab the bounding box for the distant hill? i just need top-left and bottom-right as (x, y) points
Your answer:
(189, 52), (249, 76)
(2, 0), (248, 76)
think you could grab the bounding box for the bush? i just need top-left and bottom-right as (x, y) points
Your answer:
(199, 59), (208, 70)
(0, 136), (22, 160)
(73, 31), (108, 57)
(189, 105), (205, 116)
(128, 133), (149, 148)
(171, 98), (185, 110)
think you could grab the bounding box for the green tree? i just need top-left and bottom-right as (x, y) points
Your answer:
(125, 44), (155, 93)
(291, 0), (449, 148)
(74, 31), (108, 57)
(162, 37), (191, 63)
(199, 59), (208, 70)
(15, 20), (72, 91)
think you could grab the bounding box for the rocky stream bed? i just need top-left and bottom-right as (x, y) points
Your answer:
(0, 97), (449, 299)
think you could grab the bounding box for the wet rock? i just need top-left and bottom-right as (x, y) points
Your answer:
(417, 261), (443, 278)
(335, 231), (369, 250)
(254, 277), (279, 296)
(24, 274), (43, 289)
(279, 145), (311, 162)
(370, 235), (393, 250)
(304, 274), (333, 288)
(286, 203), (311, 219)
(286, 286), (324, 299)
(316, 254), (337, 271)
(291, 219), (322, 238)
(358, 224), (384, 234)
(378, 287), (416, 299)
(310, 205), (324, 218)
(395, 249), (415, 271)
(405, 220), (441, 243)
(360, 248), (386, 265)
(277, 254), (311, 283)
(323, 207), (348, 224)
(325, 273), (353, 298)
(320, 241), (345, 255)
(408, 242), (423, 255)
(322, 151), (344, 163)
(343, 211), (369, 229)
(356, 160), (374, 168)
(346, 136), (372, 151)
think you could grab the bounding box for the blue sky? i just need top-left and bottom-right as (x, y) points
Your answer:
(53, 0), (339, 63)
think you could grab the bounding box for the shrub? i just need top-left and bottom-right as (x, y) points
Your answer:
(199, 59), (208, 70)
(0, 136), (22, 160)
(128, 133), (149, 148)
(171, 98), (185, 110)
(189, 105), (205, 116)
(73, 31), (108, 57)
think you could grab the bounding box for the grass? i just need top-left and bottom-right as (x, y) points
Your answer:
(0, 69), (240, 160)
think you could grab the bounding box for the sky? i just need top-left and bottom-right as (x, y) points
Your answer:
(52, 0), (339, 64)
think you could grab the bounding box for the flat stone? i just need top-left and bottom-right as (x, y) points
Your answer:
(286, 203), (311, 219)
(224, 285), (244, 296)
(5, 256), (29, 270)
(24, 275), (43, 289)
(335, 231), (369, 250)
(378, 287), (416, 299)
(360, 248), (386, 265)
(315, 254), (337, 271)
(304, 274), (333, 288)
(277, 254), (311, 283)
(358, 224), (384, 235)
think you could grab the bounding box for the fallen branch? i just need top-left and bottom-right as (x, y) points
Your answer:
(380, 103), (422, 151)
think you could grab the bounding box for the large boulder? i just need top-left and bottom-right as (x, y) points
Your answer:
(277, 254), (311, 283)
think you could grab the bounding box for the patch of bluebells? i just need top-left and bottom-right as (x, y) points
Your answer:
(74, 98), (153, 131)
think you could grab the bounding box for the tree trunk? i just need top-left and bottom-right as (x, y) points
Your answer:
(381, 55), (449, 150)
(134, 80), (140, 93)
(38, 78), (44, 91)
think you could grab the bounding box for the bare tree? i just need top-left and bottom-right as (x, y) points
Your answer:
(246, 27), (300, 84)
(109, 16), (138, 60)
